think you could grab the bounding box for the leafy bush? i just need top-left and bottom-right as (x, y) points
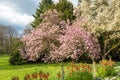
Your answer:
(65, 71), (93, 80)
(106, 66), (115, 76)
(64, 63), (93, 80)
(97, 66), (106, 77)
(9, 52), (22, 65)
(100, 59), (115, 67)
(97, 59), (115, 77)
(9, 39), (23, 65)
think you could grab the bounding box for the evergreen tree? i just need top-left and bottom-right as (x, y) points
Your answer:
(31, 0), (55, 28)
(31, 0), (75, 28)
(56, 0), (75, 21)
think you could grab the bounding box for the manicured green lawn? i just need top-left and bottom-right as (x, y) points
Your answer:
(1, 55), (120, 80)
(0, 55), (70, 80)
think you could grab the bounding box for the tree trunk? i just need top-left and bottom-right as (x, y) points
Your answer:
(102, 54), (106, 60)
(102, 42), (120, 60)
(92, 59), (97, 77)
(61, 63), (64, 80)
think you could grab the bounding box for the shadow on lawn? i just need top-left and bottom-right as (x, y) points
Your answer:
(114, 61), (120, 67)
(0, 59), (66, 71)
(0, 54), (63, 70)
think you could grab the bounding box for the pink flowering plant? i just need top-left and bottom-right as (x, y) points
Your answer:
(19, 9), (66, 61)
(45, 18), (100, 62)
(19, 9), (100, 62)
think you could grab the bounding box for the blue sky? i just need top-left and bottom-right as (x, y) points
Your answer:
(0, 0), (78, 34)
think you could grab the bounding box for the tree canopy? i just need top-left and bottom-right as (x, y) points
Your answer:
(55, 0), (75, 21)
(20, 9), (100, 62)
(76, 0), (120, 59)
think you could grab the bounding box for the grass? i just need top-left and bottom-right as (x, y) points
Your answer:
(0, 54), (120, 80)
(0, 54), (71, 80)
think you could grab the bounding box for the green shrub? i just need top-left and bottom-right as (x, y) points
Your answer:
(97, 66), (115, 77)
(106, 66), (115, 76)
(97, 66), (106, 77)
(9, 40), (23, 65)
(65, 71), (94, 80)
(9, 52), (23, 65)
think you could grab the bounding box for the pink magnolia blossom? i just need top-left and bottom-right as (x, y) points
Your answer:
(43, 18), (100, 62)
(19, 9), (63, 61)
(20, 9), (100, 62)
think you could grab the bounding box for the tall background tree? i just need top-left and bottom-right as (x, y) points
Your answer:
(23, 24), (33, 35)
(0, 25), (18, 54)
(55, 0), (75, 21)
(31, 0), (75, 28)
(31, 0), (54, 28)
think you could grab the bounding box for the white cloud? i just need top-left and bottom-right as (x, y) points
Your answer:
(0, 3), (34, 27)
(0, 0), (78, 35)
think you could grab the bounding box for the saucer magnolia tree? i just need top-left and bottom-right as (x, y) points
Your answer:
(20, 9), (100, 66)
(43, 17), (100, 77)
(19, 9), (63, 61)
(44, 18), (100, 62)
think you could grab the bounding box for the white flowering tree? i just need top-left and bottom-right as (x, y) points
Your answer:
(76, 0), (120, 59)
